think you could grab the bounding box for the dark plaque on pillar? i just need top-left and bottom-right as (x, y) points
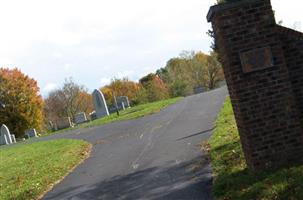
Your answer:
(240, 47), (273, 73)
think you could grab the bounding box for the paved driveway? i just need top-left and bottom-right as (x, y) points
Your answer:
(42, 86), (227, 200)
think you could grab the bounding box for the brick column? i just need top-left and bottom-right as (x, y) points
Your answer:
(207, 0), (303, 170)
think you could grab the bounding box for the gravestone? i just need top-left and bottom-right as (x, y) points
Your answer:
(11, 134), (16, 143)
(25, 129), (38, 138)
(0, 124), (13, 145)
(194, 86), (204, 94)
(48, 121), (56, 131)
(92, 89), (109, 118)
(207, 0), (303, 170)
(89, 111), (97, 121)
(55, 117), (73, 130)
(116, 96), (130, 109)
(74, 112), (87, 124)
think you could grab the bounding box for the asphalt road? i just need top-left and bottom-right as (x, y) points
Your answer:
(42, 86), (227, 200)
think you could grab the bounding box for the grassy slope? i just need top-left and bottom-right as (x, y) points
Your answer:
(0, 139), (91, 200)
(46, 97), (181, 136)
(209, 97), (303, 200)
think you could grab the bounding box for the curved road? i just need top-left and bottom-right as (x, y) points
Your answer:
(42, 86), (227, 200)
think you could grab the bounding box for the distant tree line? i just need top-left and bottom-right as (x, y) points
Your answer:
(100, 51), (224, 106)
(0, 50), (224, 137)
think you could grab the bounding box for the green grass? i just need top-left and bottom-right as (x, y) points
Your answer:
(0, 139), (91, 200)
(209, 97), (303, 200)
(45, 97), (181, 136)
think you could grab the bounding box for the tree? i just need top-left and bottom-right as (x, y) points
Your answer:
(139, 73), (169, 102)
(204, 52), (224, 89)
(44, 78), (93, 124)
(165, 57), (194, 96)
(132, 86), (148, 105)
(100, 78), (140, 105)
(0, 68), (43, 137)
(156, 51), (224, 97)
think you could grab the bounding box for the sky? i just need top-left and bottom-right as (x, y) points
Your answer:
(0, 0), (302, 97)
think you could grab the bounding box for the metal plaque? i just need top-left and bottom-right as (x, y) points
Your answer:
(240, 47), (273, 73)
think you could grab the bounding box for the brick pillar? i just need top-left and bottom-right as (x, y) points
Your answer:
(207, 0), (303, 170)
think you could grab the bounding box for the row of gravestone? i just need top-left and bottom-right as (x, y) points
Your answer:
(48, 112), (88, 131)
(0, 124), (38, 146)
(92, 89), (130, 118)
(48, 89), (130, 131)
(0, 90), (130, 144)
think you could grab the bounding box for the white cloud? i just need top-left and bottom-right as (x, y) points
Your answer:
(0, 0), (301, 97)
(42, 83), (58, 94)
(99, 78), (111, 87)
(64, 64), (71, 71)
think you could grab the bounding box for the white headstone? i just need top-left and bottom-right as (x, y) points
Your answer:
(92, 89), (109, 118)
(11, 134), (16, 143)
(25, 129), (38, 138)
(0, 124), (13, 145)
(74, 112), (87, 124)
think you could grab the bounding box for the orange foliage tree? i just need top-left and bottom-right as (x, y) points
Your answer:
(100, 78), (140, 105)
(0, 68), (43, 137)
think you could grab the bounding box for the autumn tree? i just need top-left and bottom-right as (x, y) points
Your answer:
(0, 68), (43, 137)
(100, 78), (140, 105)
(157, 51), (224, 97)
(44, 78), (93, 123)
(139, 73), (169, 102)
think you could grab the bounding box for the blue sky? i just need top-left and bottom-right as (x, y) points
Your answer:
(0, 0), (302, 97)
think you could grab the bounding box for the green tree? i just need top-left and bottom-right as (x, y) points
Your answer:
(204, 52), (224, 89)
(139, 74), (169, 102)
(156, 51), (224, 96)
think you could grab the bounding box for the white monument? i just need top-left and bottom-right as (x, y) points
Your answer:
(92, 89), (109, 118)
(0, 124), (13, 145)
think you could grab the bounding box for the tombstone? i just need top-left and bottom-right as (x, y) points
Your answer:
(48, 121), (56, 131)
(107, 105), (117, 114)
(11, 134), (16, 143)
(74, 112), (87, 124)
(193, 86), (204, 94)
(25, 129), (38, 138)
(0, 124), (13, 145)
(55, 117), (73, 130)
(92, 89), (109, 118)
(116, 96), (130, 109)
(89, 111), (97, 121)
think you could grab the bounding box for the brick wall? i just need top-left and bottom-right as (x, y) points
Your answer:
(207, 0), (303, 170)
(278, 26), (303, 124)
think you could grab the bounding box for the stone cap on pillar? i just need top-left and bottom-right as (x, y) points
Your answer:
(207, 0), (265, 22)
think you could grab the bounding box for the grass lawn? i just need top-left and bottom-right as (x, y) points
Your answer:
(0, 139), (91, 200)
(209, 97), (303, 200)
(45, 97), (181, 136)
